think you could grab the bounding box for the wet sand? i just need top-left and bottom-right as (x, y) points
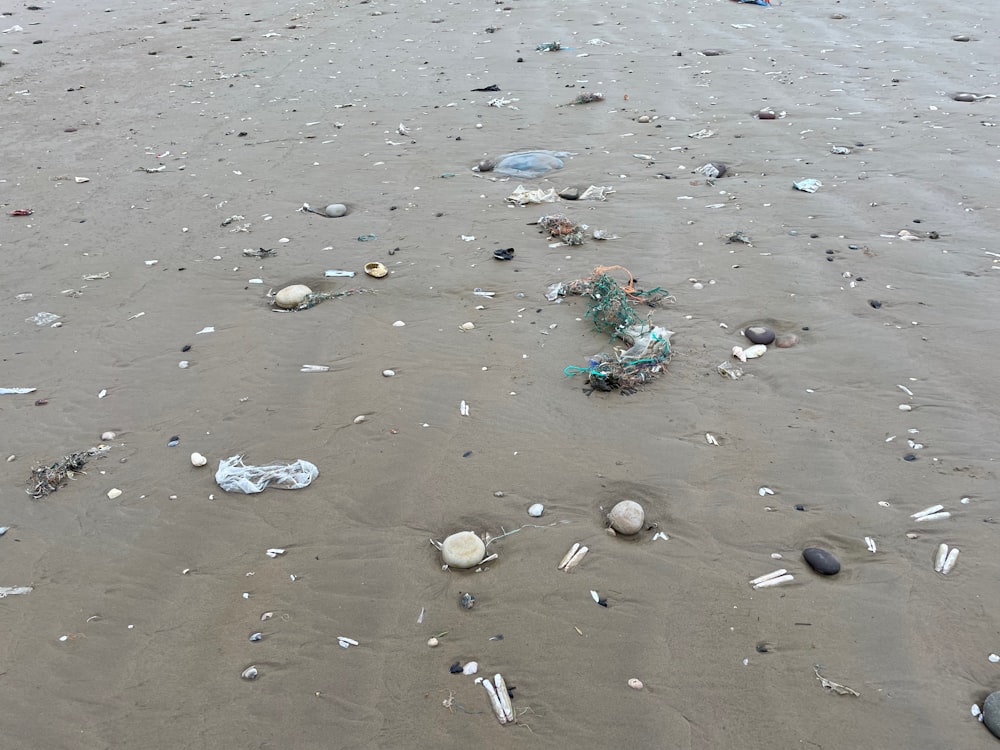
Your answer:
(2, 0), (1000, 746)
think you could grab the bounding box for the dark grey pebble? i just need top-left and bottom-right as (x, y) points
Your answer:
(450, 661), (463, 674)
(984, 691), (1000, 739)
(459, 592), (475, 610)
(167, 436), (180, 447)
(869, 299), (882, 309)
(903, 453), (917, 461)
(803, 547), (841, 576)
(952, 34), (971, 42)
(745, 325), (775, 345)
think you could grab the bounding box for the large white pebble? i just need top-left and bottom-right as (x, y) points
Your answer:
(608, 500), (645, 535)
(440, 531), (486, 568)
(274, 284), (312, 309)
(527, 503), (544, 517)
(101, 431), (117, 441)
(325, 203), (348, 217)
(191, 452), (208, 467)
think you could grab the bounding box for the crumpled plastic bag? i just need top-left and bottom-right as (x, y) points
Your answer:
(506, 184), (558, 205)
(215, 455), (319, 494)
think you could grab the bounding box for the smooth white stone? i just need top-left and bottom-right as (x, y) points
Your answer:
(527, 503), (544, 517)
(440, 531), (486, 568)
(608, 500), (645, 535)
(190, 452), (208, 467)
(325, 203), (348, 217)
(274, 284), (312, 309)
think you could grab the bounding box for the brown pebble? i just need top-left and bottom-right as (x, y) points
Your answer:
(757, 110), (776, 120)
(774, 333), (799, 348)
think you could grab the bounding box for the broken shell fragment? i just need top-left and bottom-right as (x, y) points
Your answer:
(459, 321), (476, 331)
(527, 503), (544, 517)
(628, 678), (644, 690)
(274, 284), (312, 309)
(101, 431), (117, 441)
(190, 452), (207, 467)
(441, 531), (487, 568)
(107, 488), (122, 500)
(241, 665), (259, 680)
(427, 637), (440, 648)
(608, 499), (645, 535)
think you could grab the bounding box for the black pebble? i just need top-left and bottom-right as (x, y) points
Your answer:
(803, 547), (841, 576)
(903, 453), (917, 461)
(745, 325), (775, 345)
(794, 504), (806, 511)
(449, 662), (463, 674)
(462, 450), (473, 458)
(756, 642), (771, 653)
(181, 344), (191, 352)
(868, 299), (882, 309)
(810, 233), (819, 239)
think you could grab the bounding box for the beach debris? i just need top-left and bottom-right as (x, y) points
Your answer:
(814, 666), (860, 697)
(107, 488), (122, 500)
(628, 678), (644, 690)
(301, 365), (330, 373)
(865, 536), (877, 554)
(934, 543), (960, 574)
(555, 267), (673, 392)
(214, 455), (319, 494)
(696, 162), (727, 178)
(527, 503), (544, 517)
(459, 592), (476, 610)
(0, 387), (36, 395)
(265, 548), (286, 558)
(912, 504), (950, 522)
(338, 636), (359, 649)
(831, 146), (852, 155)
(9, 208), (33, 216)
(536, 214), (586, 245)
(705, 433), (720, 445)
(433, 531), (489, 569)
(951, 92), (996, 102)
(459, 400), (470, 417)
(27, 445), (109, 498)
(483, 674), (515, 724)
(560, 91), (604, 106)
(590, 589), (608, 607)
(0, 586), (33, 597)
(27, 312), (61, 326)
(241, 665), (259, 680)
(793, 178), (823, 193)
(325, 270), (356, 278)
(364, 262), (388, 278)
(750, 569), (793, 589)
(717, 361), (743, 379)
(506, 185), (557, 205)
(536, 41), (561, 51)
(688, 129), (715, 139)
(243, 248), (276, 258)
(558, 543), (588, 572)
(249, 632), (263, 642)
(190, 452), (208, 467)
(608, 500), (645, 535)
(726, 231), (753, 246)
(803, 547), (841, 576)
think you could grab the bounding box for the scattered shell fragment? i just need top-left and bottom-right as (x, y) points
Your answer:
(911, 504), (944, 519)
(241, 665), (259, 680)
(101, 431), (117, 441)
(527, 503), (544, 517)
(705, 433), (719, 446)
(382, 369), (396, 377)
(558, 543), (581, 570)
(561, 545), (588, 572)
(338, 636), (359, 648)
(265, 548), (286, 558)
(483, 677), (508, 724)
(190, 452), (207, 467)
(353, 415), (367, 424)
(628, 678), (644, 690)
(107, 488), (122, 500)
(864, 536), (877, 554)
(462, 661), (479, 675)
(758, 487), (774, 497)
(459, 322), (476, 331)
(427, 637), (440, 648)
(750, 569), (793, 589)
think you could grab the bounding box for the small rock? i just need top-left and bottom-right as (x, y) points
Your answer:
(637, 115), (650, 123)
(441, 531), (486, 568)
(558, 186), (580, 200)
(628, 678), (644, 690)
(984, 691), (1000, 739)
(274, 284), (312, 309)
(608, 500), (644, 535)
(745, 325), (775, 345)
(774, 333), (799, 348)
(459, 322), (475, 331)
(382, 369), (396, 377)
(803, 547), (841, 576)
(527, 503), (544, 517)
(324, 203), (348, 217)
(101, 431), (117, 441)
(107, 488), (123, 500)
(427, 637), (440, 648)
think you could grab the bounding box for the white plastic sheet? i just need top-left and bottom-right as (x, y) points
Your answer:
(215, 455), (319, 494)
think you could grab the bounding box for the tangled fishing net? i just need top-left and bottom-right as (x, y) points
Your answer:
(549, 266), (674, 392)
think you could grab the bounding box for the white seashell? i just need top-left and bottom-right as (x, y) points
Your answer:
(459, 321), (475, 331)
(338, 636), (359, 647)
(911, 504), (944, 519)
(934, 543), (949, 573)
(915, 511), (950, 523)
(190, 452), (208, 467)
(494, 674), (514, 722)
(265, 548), (286, 558)
(462, 661), (479, 675)
(864, 536), (877, 554)
(459, 400), (470, 416)
(590, 590), (601, 603)
(705, 433), (719, 446)
(241, 665), (259, 680)
(440, 531), (487, 568)
(392, 320), (406, 327)
(749, 569), (788, 587)
(989, 654), (1000, 664)
(260, 611), (274, 621)
(753, 573), (794, 589)
(743, 344), (767, 359)
(107, 488), (122, 500)
(382, 369), (395, 377)
(179, 360), (190, 368)
(274, 284), (312, 309)
(483, 677), (507, 724)
(353, 415), (367, 424)
(758, 487), (774, 496)
(898, 404), (912, 411)
(731, 346), (747, 362)
(101, 431), (117, 441)
(427, 637), (439, 648)
(608, 500), (645, 535)
(941, 547), (959, 575)
(558, 543), (580, 570)
(628, 678), (644, 690)
(562, 546), (588, 572)
(0, 527), (8, 536)
(973, 704), (983, 720)
(98, 389), (108, 399)
(527, 503), (544, 517)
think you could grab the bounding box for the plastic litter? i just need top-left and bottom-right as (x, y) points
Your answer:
(215, 455), (319, 494)
(489, 150), (575, 179)
(506, 185), (557, 205)
(793, 179), (823, 193)
(325, 270), (356, 278)
(27, 312), (61, 326)
(0, 387), (36, 395)
(0, 586), (33, 597)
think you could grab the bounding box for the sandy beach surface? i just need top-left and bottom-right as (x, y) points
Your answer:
(2, 0), (1000, 746)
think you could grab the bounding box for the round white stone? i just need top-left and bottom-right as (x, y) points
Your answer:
(190, 452), (208, 467)
(325, 203), (348, 217)
(608, 500), (645, 535)
(274, 284), (312, 309)
(101, 431), (117, 441)
(382, 369), (396, 377)
(440, 531), (486, 568)
(527, 503), (544, 517)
